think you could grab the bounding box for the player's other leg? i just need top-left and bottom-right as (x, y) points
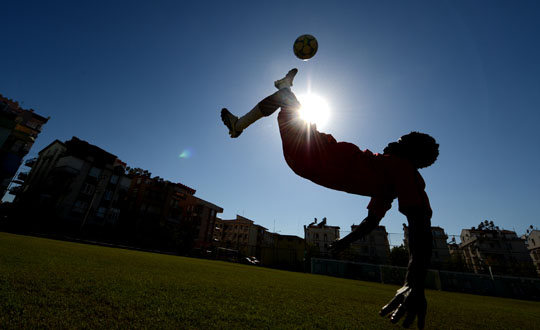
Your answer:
(221, 68), (298, 138)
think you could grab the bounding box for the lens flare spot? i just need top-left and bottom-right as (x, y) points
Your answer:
(178, 149), (193, 159)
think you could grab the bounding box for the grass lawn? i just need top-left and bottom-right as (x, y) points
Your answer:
(1, 232), (538, 329)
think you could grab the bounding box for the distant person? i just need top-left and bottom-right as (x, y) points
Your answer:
(220, 68), (438, 329)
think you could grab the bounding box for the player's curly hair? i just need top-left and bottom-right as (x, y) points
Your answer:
(383, 132), (439, 169)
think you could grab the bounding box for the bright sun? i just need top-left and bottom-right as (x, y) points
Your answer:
(297, 93), (330, 129)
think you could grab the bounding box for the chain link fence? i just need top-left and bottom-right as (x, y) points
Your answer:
(311, 258), (540, 301)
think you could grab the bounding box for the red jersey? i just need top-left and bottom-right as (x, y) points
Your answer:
(277, 108), (432, 219)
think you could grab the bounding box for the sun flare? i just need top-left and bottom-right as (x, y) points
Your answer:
(297, 93), (330, 129)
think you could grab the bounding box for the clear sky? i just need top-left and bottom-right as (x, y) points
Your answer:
(2, 0), (539, 245)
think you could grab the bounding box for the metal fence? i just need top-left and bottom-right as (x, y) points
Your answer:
(311, 258), (540, 301)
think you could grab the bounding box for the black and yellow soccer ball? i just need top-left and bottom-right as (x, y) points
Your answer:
(293, 34), (318, 60)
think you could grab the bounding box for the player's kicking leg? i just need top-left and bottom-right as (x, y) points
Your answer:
(221, 68), (298, 138)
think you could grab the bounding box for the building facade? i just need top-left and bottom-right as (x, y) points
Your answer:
(214, 215), (256, 254)
(122, 173), (222, 251)
(16, 137), (130, 229)
(403, 224), (451, 268)
(123, 173), (196, 226)
(0, 94), (49, 197)
(263, 234), (305, 270)
(213, 215), (305, 270)
(348, 225), (391, 264)
(525, 229), (540, 277)
(13, 136), (223, 252)
(460, 227), (534, 276)
(182, 194), (223, 250)
(304, 217), (340, 256)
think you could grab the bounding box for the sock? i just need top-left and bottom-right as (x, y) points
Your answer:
(236, 105), (264, 131)
(276, 80), (292, 90)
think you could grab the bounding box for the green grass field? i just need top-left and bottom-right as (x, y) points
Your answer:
(1, 232), (538, 329)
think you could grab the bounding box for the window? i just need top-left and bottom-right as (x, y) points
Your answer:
(103, 190), (113, 201)
(81, 183), (95, 195)
(110, 175), (119, 184)
(324, 234), (328, 241)
(11, 140), (24, 152)
(72, 201), (88, 213)
(26, 120), (39, 129)
(96, 207), (106, 218)
(107, 208), (120, 221)
(88, 167), (101, 178)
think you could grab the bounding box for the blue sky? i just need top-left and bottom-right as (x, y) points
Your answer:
(2, 0), (539, 244)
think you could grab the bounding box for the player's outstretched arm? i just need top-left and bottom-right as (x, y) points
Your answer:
(379, 208), (432, 329)
(330, 211), (382, 255)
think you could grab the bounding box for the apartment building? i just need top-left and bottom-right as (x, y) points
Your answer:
(16, 137), (130, 228)
(348, 225), (391, 264)
(123, 174), (196, 225)
(0, 94), (49, 197)
(122, 173), (223, 249)
(403, 225), (451, 268)
(262, 233), (305, 270)
(214, 215), (256, 254)
(304, 217), (340, 256)
(525, 229), (540, 277)
(182, 194), (223, 250)
(460, 226), (534, 276)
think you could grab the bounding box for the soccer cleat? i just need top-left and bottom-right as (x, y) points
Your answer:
(274, 68), (298, 90)
(221, 108), (243, 138)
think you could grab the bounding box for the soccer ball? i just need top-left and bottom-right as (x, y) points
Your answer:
(293, 34), (318, 60)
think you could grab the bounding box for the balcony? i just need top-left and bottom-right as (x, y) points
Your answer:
(55, 156), (83, 175)
(24, 158), (37, 167)
(8, 185), (23, 195)
(17, 172), (29, 181)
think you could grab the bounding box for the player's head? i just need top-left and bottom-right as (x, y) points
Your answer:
(384, 132), (439, 169)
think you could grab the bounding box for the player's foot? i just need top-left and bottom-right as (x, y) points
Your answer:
(274, 68), (298, 90)
(221, 108), (243, 138)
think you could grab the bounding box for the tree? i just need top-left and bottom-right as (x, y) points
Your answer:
(477, 220), (498, 231)
(388, 245), (409, 267)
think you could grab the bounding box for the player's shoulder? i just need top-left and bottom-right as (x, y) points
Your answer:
(376, 153), (419, 173)
(363, 148), (375, 156)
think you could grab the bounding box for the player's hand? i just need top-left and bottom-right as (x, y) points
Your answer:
(379, 286), (427, 329)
